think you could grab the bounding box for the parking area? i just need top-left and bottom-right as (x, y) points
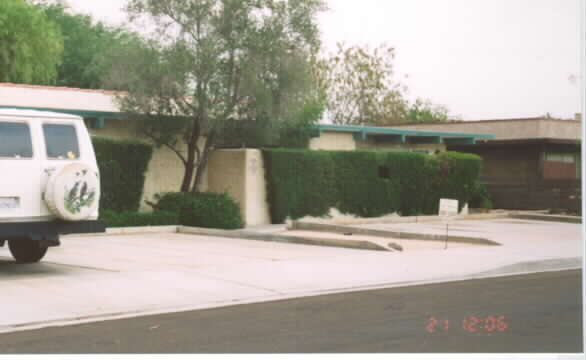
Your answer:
(0, 219), (582, 333)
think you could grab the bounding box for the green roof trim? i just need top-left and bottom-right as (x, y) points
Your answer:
(316, 124), (495, 143)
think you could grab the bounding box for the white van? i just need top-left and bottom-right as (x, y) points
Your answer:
(0, 109), (105, 263)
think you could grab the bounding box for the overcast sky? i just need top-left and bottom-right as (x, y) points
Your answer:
(64, 0), (583, 121)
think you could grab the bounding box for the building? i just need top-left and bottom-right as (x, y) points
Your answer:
(1, 82), (504, 224)
(309, 124), (495, 152)
(386, 118), (583, 211)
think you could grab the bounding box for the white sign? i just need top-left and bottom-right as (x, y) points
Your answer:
(439, 198), (459, 219)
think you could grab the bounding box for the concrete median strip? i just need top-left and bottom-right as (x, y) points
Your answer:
(290, 221), (501, 246)
(75, 209), (582, 251)
(177, 226), (389, 251)
(509, 212), (582, 224)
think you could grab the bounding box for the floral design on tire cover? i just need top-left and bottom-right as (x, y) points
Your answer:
(64, 172), (96, 214)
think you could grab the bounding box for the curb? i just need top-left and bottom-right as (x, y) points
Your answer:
(68, 226), (179, 237)
(509, 213), (582, 224)
(290, 221), (501, 246)
(178, 226), (389, 251)
(299, 212), (511, 226)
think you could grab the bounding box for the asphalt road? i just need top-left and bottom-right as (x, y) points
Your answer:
(0, 270), (582, 353)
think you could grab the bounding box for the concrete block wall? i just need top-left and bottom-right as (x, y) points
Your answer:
(207, 149), (271, 226)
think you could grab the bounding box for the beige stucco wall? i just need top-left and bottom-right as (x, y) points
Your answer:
(244, 150), (271, 226)
(356, 140), (446, 153)
(388, 119), (582, 140)
(309, 131), (356, 150)
(207, 149), (270, 226)
(537, 120), (583, 140)
(207, 149), (247, 216)
(90, 119), (207, 211)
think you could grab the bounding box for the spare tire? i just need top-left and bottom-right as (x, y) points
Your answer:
(45, 163), (100, 221)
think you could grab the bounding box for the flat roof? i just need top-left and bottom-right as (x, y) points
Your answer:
(0, 82), (125, 96)
(0, 108), (82, 120)
(317, 124), (495, 140)
(383, 117), (581, 126)
(449, 138), (581, 147)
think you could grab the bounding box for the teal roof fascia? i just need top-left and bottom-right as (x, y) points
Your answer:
(0, 105), (127, 120)
(316, 124), (495, 140)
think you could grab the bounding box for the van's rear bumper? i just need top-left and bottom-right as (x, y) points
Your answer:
(0, 220), (106, 242)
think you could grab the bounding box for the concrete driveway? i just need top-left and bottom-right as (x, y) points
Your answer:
(0, 219), (582, 333)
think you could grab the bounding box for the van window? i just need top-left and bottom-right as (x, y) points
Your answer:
(0, 122), (33, 158)
(43, 124), (80, 160)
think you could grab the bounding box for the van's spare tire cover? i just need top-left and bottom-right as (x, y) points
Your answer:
(45, 163), (100, 221)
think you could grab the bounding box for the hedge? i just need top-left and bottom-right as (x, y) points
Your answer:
(92, 137), (154, 212)
(154, 192), (244, 230)
(100, 210), (178, 228)
(262, 149), (482, 223)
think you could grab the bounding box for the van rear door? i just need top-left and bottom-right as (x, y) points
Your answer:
(0, 120), (43, 221)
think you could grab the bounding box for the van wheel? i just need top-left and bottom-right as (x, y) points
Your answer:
(8, 239), (48, 263)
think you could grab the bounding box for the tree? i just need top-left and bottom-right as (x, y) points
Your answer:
(0, 0), (63, 84)
(35, 2), (143, 89)
(405, 98), (452, 123)
(106, 0), (326, 192)
(318, 43), (408, 125)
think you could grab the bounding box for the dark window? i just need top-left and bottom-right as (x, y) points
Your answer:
(0, 122), (33, 158)
(378, 166), (391, 179)
(43, 124), (80, 159)
(543, 152), (579, 179)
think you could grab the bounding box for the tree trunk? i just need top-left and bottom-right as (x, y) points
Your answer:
(191, 132), (215, 192)
(180, 147), (195, 192)
(180, 120), (201, 192)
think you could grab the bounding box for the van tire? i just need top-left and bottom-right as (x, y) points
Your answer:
(8, 239), (48, 263)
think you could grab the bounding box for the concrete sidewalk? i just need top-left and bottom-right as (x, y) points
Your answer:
(0, 218), (581, 334)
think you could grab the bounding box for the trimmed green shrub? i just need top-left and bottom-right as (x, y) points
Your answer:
(155, 192), (244, 230)
(263, 149), (337, 223)
(469, 182), (493, 209)
(331, 151), (400, 217)
(92, 137), (153, 212)
(428, 152), (483, 213)
(377, 151), (428, 216)
(99, 210), (178, 228)
(262, 149), (483, 223)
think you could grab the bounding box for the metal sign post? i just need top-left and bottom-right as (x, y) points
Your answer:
(439, 199), (459, 250)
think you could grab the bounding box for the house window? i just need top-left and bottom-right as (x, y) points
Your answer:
(543, 152), (579, 179)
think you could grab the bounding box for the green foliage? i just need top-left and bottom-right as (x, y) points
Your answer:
(405, 98), (451, 123)
(278, 102), (325, 148)
(217, 102), (324, 149)
(318, 43), (408, 125)
(469, 182), (493, 209)
(0, 0), (63, 83)
(262, 149), (337, 223)
(377, 151), (429, 216)
(100, 210), (178, 228)
(425, 152), (483, 213)
(36, 2), (143, 89)
(262, 149), (483, 223)
(154, 192), (244, 230)
(108, 0), (327, 191)
(92, 137), (154, 212)
(330, 151), (399, 217)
